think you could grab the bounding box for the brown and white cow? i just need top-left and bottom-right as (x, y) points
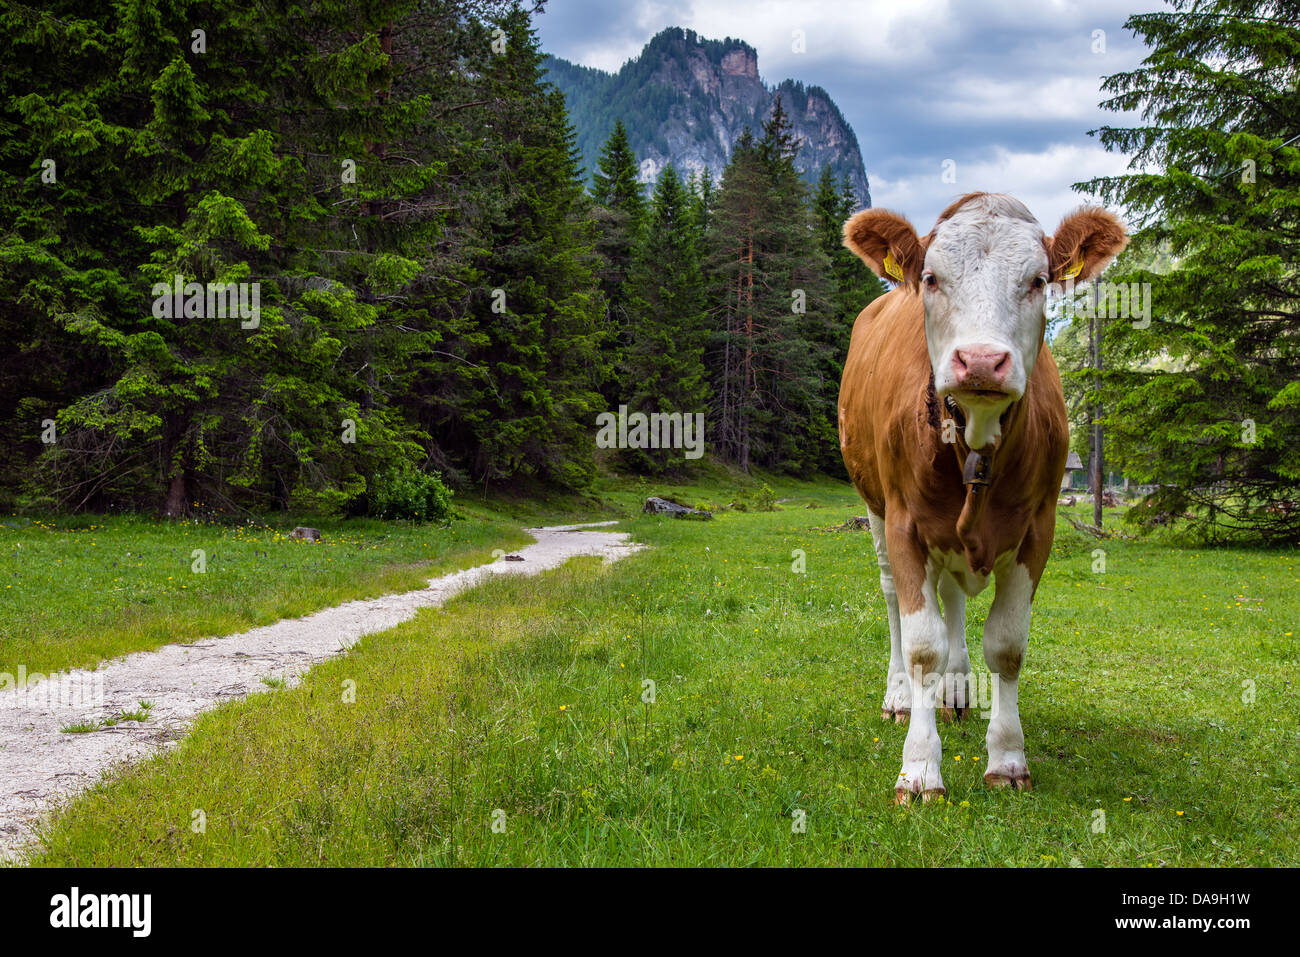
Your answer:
(838, 192), (1126, 802)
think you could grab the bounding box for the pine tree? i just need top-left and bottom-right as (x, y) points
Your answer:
(705, 117), (835, 473)
(589, 119), (647, 407)
(0, 1), (855, 508)
(758, 94), (799, 171)
(620, 164), (709, 472)
(706, 128), (763, 469)
(814, 168), (884, 326)
(810, 166), (884, 471)
(0, 0), (356, 515)
(753, 101), (836, 472)
(591, 120), (646, 220)
(445, 6), (605, 489)
(0, 0), (550, 513)
(1080, 0), (1300, 541)
(688, 166), (716, 237)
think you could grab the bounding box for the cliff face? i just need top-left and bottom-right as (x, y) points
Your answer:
(544, 28), (871, 206)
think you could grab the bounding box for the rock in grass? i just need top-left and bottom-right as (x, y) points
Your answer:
(818, 516), (872, 532)
(642, 497), (713, 520)
(289, 526), (322, 542)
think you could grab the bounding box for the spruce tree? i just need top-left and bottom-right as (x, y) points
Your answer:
(706, 128), (764, 470)
(448, 6), (605, 489)
(591, 120), (646, 220)
(705, 114), (835, 473)
(1080, 0), (1300, 541)
(0, 0), (556, 513)
(620, 164), (709, 472)
(810, 167), (885, 472)
(689, 166), (716, 237)
(589, 119), (647, 407)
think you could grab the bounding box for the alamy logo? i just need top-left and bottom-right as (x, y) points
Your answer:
(49, 887), (151, 937)
(0, 667), (104, 710)
(151, 274), (261, 329)
(595, 405), (705, 460)
(1049, 276), (1153, 328)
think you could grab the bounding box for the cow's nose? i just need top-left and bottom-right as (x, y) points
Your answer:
(952, 346), (1012, 390)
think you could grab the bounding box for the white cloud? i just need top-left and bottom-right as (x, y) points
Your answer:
(537, 0), (1161, 221)
(869, 142), (1136, 230)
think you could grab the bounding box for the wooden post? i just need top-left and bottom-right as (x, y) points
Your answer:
(1091, 314), (1104, 529)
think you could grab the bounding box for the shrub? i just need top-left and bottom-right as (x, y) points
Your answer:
(369, 467), (454, 524)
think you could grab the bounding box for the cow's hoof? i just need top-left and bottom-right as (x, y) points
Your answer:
(894, 786), (946, 806)
(984, 771), (1033, 791)
(940, 704), (976, 723)
(895, 759), (944, 801)
(881, 682), (911, 722)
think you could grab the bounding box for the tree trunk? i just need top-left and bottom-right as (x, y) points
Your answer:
(275, 469), (291, 511)
(1091, 316), (1104, 528)
(163, 470), (187, 519)
(740, 226), (754, 472)
(161, 419), (192, 519)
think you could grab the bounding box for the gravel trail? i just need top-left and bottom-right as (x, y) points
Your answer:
(0, 521), (641, 863)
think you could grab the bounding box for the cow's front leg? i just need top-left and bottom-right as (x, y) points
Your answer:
(885, 514), (947, 802)
(982, 560), (1036, 789)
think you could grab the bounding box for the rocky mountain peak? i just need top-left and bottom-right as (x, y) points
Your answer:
(544, 28), (870, 206)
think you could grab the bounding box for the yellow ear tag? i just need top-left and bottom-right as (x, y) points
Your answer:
(883, 251), (905, 282)
(1062, 259), (1083, 280)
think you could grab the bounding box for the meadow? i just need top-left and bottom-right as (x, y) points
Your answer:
(19, 475), (1299, 866)
(0, 512), (532, 678)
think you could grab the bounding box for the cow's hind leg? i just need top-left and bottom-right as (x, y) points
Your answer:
(938, 573), (973, 722)
(868, 510), (909, 722)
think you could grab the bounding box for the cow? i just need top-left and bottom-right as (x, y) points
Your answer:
(838, 192), (1127, 803)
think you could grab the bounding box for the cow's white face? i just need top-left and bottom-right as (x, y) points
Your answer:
(921, 198), (1049, 449)
(841, 193), (1128, 452)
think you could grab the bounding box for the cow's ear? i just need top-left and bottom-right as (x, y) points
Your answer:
(1048, 207), (1128, 283)
(842, 209), (925, 284)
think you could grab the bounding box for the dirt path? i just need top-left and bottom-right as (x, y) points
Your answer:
(0, 522), (641, 863)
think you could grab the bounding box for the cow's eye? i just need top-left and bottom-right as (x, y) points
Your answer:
(922, 272), (938, 290)
(1031, 276), (1047, 292)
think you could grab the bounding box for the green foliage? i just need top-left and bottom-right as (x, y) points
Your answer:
(590, 120), (646, 221)
(812, 165), (884, 472)
(0, 0), (605, 513)
(0, 2), (869, 515)
(704, 104), (838, 473)
(1079, 0), (1300, 542)
(618, 164), (710, 472)
(369, 466), (454, 524)
(589, 120), (646, 406)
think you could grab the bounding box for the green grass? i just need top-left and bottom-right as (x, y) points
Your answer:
(0, 512), (532, 678)
(28, 481), (1300, 866)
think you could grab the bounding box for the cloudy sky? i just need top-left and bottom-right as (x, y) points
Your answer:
(534, 0), (1164, 230)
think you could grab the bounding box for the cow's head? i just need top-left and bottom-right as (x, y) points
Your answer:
(843, 192), (1127, 449)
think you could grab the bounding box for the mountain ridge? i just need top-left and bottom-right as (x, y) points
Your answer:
(543, 27), (871, 205)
